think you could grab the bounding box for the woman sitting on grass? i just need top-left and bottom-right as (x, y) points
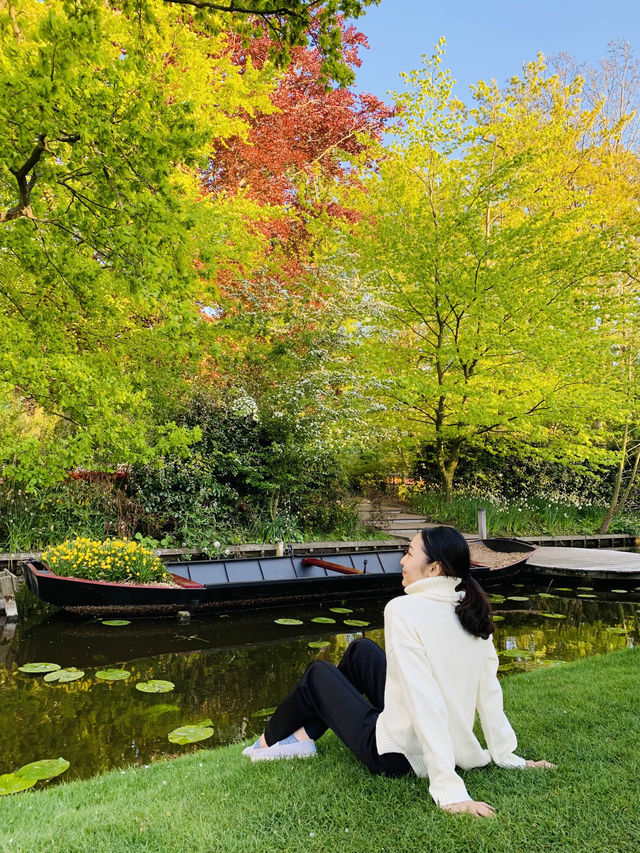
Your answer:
(243, 525), (555, 817)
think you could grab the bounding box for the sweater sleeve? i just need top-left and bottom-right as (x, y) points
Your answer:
(476, 643), (526, 768)
(387, 629), (471, 806)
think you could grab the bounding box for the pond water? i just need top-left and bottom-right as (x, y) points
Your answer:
(1, 574), (639, 786)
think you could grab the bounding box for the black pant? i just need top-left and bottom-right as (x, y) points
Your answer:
(264, 637), (413, 777)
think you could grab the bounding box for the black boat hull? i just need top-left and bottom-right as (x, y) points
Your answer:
(23, 539), (536, 615)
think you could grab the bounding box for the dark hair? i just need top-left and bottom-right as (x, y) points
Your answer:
(420, 526), (494, 640)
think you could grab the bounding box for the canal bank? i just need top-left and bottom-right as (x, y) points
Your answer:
(1, 648), (638, 853)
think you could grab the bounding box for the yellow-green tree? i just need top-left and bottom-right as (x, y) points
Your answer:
(338, 44), (639, 500)
(0, 0), (276, 485)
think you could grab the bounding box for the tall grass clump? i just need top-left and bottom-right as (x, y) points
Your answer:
(399, 482), (640, 536)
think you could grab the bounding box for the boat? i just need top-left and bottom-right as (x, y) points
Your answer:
(22, 538), (537, 616)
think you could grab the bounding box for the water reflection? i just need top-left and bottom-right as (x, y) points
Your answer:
(0, 577), (638, 783)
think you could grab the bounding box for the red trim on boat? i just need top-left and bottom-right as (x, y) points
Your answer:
(27, 562), (204, 589)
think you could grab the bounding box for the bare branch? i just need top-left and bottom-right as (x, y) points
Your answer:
(161, 0), (319, 18)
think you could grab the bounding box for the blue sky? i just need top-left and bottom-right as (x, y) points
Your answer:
(351, 1), (640, 103)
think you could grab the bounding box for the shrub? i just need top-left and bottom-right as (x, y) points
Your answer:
(413, 440), (614, 505)
(127, 393), (358, 543)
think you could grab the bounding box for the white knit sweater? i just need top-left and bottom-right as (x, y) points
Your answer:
(375, 575), (525, 806)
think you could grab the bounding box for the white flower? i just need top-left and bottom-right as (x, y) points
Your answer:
(214, 541), (221, 549)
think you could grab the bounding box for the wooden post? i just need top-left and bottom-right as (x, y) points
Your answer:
(477, 509), (487, 540)
(0, 571), (18, 622)
(275, 540), (284, 557)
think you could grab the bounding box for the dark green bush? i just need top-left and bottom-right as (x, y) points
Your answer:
(413, 439), (614, 505)
(127, 393), (360, 544)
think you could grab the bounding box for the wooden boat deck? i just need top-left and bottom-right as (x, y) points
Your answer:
(528, 546), (640, 580)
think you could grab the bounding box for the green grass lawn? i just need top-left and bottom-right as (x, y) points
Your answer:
(1, 649), (639, 853)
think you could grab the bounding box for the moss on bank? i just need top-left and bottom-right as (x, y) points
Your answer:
(1, 649), (639, 853)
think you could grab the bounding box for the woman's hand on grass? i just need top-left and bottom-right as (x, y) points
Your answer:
(524, 759), (557, 769)
(441, 800), (495, 818)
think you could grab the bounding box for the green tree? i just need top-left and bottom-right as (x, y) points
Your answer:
(0, 0), (275, 486)
(554, 43), (640, 531)
(336, 44), (637, 500)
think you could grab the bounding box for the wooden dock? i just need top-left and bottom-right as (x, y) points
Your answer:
(528, 547), (640, 581)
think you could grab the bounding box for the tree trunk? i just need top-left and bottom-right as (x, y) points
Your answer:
(436, 436), (463, 503)
(599, 424), (628, 534)
(599, 426), (640, 533)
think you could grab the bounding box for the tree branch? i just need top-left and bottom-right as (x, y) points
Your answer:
(1, 132), (81, 223)
(161, 0), (318, 18)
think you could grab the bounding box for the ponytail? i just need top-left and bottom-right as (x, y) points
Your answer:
(420, 527), (494, 640)
(454, 575), (494, 640)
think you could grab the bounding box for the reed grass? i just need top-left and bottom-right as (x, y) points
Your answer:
(404, 491), (640, 537)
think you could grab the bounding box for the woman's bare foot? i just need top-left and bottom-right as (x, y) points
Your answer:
(292, 726), (312, 741)
(258, 726), (311, 749)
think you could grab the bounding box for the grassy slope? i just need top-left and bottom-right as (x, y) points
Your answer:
(1, 649), (639, 853)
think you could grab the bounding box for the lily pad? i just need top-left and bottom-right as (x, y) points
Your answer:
(507, 596), (530, 602)
(578, 594), (596, 599)
(343, 619), (370, 627)
(136, 680), (175, 694)
(329, 607), (353, 614)
(610, 589), (627, 594)
(489, 594), (505, 604)
(555, 587), (573, 592)
(252, 707), (277, 718)
(101, 620), (131, 626)
(540, 612), (567, 619)
(492, 615), (505, 621)
(44, 668), (85, 683)
(274, 618), (303, 626)
(0, 773), (36, 796)
(15, 758), (69, 782)
(311, 616), (336, 624)
(17, 663), (61, 674)
(577, 586), (593, 591)
(538, 593), (556, 599)
(168, 720), (213, 745)
(95, 669), (131, 681)
(308, 641), (330, 649)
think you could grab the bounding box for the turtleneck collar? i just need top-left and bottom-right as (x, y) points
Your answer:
(404, 575), (463, 602)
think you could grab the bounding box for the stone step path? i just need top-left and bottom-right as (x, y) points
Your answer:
(358, 500), (434, 540)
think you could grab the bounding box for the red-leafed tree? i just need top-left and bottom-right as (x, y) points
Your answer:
(203, 20), (394, 296)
